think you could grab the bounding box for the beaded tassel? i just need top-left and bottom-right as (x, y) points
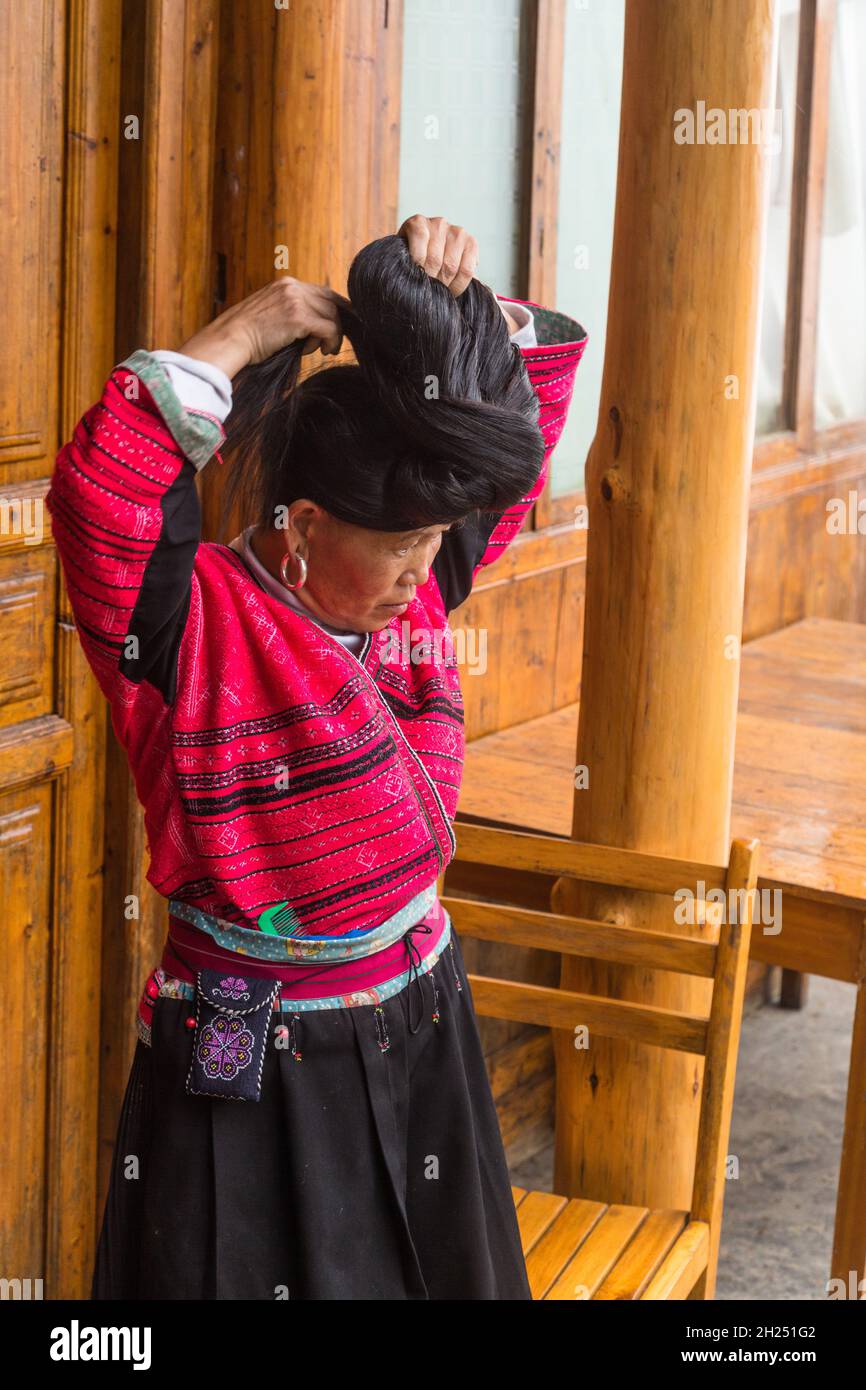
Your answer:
(374, 1004), (390, 1053)
(429, 964), (441, 1024)
(274, 1013), (303, 1061)
(289, 1012), (302, 1061)
(448, 938), (463, 991)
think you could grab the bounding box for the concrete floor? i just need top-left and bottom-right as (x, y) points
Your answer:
(510, 972), (858, 1300)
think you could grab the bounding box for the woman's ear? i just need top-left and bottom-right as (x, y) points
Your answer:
(285, 499), (325, 547)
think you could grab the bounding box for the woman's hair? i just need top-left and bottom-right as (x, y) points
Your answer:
(218, 234), (544, 539)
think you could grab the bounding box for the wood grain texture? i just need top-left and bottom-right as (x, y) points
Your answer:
(480, 835), (757, 1299)
(457, 445), (866, 742)
(100, 0), (221, 1231)
(783, 0), (836, 448)
(207, 0), (401, 543)
(0, 0), (120, 1299)
(460, 619), (866, 914)
(0, 0), (63, 481)
(543, 0), (776, 1213)
(53, 0), (122, 1293)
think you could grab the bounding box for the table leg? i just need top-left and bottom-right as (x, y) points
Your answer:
(780, 968), (809, 1009)
(831, 975), (866, 1298)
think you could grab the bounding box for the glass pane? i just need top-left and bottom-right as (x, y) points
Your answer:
(397, 0), (530, 296)
(814, 0), (866, 429)
(755, 0), (800, 437)
(551, 0), (625, 497)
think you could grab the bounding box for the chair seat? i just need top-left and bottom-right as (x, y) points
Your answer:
(512, 1186), (709, 1300)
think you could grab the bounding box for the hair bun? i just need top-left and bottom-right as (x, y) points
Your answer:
(220, 235), (545, 537)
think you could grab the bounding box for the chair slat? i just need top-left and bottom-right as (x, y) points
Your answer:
(468, 975), (710, 1054)
(453, 821), (728, 893)
(523, 1197), (606, 1300)
(442, 896), (718, 977)
(639, 1222), (710, 1300)
(513, 1189), (568, 1254)
(544, 1204), (650, 1300)
(689, 838), (760, 1295)
(593, 1209), (689, 1300)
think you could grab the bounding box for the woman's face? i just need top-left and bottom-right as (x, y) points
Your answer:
(253, 502), (454, 634)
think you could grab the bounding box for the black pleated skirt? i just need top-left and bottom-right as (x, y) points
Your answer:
(91, 926), (531, 1300)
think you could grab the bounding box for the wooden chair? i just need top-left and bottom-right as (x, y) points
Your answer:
(439, 824), (760, 1300)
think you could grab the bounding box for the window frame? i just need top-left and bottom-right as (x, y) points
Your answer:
(526, 0), (866, 531)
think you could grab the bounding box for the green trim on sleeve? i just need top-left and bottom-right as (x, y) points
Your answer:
(531, 305), (588, 347)
(119, 349), (224, 469)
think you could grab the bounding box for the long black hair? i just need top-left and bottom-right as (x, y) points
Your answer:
(219, 234), (544, 539)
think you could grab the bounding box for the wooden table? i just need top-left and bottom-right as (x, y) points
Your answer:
(459, 617), (866, 1292)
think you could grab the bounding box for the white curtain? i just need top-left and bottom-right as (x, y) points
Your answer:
(813, 0), (866, 428)
(755, 0), (800, 435)
(757, 0), (866, 435)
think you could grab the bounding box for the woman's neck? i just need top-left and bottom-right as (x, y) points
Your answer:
(245, 525), (357, 636)
(247, 525), (279, 580)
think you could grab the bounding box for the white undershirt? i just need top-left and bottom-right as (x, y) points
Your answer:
(151, 299), (537, 648)
(228, 525), (367, 653)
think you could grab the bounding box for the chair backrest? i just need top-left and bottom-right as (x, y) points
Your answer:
(438, 824), (760, 1229)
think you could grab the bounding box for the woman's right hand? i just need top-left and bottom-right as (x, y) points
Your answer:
(177, 278), (344, 380)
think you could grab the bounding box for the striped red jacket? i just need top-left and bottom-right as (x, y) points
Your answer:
(46, 296), (587, 943)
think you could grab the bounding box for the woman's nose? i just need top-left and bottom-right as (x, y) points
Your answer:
(400, 558), (428, 586)
(408, 560), (430, 586)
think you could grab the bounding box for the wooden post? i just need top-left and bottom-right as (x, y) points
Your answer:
(207, 0), (401, 542)
(100, 0), (220, 1217)
(551, 0), (776, 1224)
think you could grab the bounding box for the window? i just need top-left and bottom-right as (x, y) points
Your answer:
(397, 0), (866, 517)
(813, 0), (866, 429)
(755, 0), (801, 437)
(551, 0), (624, 497)
(397, 0), (531, 296)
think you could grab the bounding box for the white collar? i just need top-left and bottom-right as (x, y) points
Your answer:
(227, 526), (365, 652)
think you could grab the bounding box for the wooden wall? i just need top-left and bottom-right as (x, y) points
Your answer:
(458, 448), (866, 740)
(1, 0), (120, 1300)
(5, 0), (864, 1295)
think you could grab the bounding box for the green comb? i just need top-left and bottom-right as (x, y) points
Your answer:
(257, 901), (304, 938)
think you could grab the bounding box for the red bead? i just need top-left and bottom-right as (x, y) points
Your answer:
(185, 1016), (197, 1029)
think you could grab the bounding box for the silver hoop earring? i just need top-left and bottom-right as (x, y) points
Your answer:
(280, 550), (308, 591)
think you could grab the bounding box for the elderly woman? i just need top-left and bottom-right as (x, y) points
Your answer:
(47, 214), (587, 1300)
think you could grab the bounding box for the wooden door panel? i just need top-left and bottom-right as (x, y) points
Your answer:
(0, 0), (63, 484)
(0, 0), (118, 1298)
(0, 538), (56, 728)
(0, 0), (67, 1291)
(0, 783), (53, 1277)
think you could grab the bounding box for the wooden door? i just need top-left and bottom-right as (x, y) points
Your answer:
(0, 0), (119, 1299)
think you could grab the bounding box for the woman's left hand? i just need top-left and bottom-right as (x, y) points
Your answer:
(397, 214), (518, 331)
(397, 214), (478, 295)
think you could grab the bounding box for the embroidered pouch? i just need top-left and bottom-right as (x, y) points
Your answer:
(185, 969), (281, 1101)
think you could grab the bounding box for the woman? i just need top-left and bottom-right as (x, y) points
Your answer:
(47, 214), (587, 1300)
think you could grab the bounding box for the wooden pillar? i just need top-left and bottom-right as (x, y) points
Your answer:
(207, 0), (401, 542)
(54, 0), (123, 1299)
(99, 0), (220, 1214)
(551, 0), (776, 1294)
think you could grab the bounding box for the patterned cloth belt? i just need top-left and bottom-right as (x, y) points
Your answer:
(167, 880), (439, 965)
(146, 913), (453, 1022)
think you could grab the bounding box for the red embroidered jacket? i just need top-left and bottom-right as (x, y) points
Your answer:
(46, 296), (587, 938)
